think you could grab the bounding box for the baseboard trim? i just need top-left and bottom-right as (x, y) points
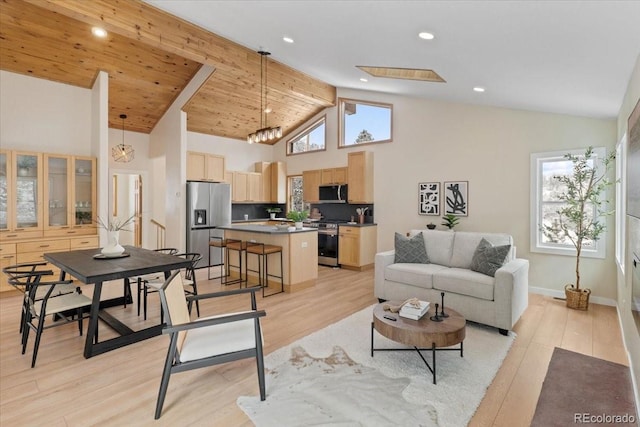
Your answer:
(528, 286), (617, 307)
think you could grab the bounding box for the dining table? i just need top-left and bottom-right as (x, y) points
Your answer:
(44, 246), (191, 358)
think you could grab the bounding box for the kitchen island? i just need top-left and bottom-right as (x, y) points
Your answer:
(217, 224), (318, 292)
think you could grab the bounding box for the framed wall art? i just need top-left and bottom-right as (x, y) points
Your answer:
(444, 181), (468, 216)
(418, 182), (440, 215)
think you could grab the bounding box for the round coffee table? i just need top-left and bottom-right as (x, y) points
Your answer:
(371, 301), (466, 384)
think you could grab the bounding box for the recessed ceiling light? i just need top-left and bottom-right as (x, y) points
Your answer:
(283, 36), (294, 43)
(360, 78), (368, 82)
(264, 107), (272, 113)
(91, 27), (108, 38)
(418, 32), (435, 40)
(473, 87), (486, 92)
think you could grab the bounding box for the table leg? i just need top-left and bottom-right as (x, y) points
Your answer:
(432, 342), (436, 384)
(84, 280), (103, 358)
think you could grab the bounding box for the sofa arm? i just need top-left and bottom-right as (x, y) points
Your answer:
(494, 258), (529, 330)
(374, 250), (396, 299)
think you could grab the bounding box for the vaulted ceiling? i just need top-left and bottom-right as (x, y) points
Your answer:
(0, 0), (336, 143)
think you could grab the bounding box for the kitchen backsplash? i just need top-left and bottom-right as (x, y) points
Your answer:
(309, 203), (374, 223)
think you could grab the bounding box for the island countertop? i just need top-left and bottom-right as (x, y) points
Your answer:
(218, 224), (317, 234)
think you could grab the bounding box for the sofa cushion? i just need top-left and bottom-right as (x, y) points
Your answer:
(450, 232), (514, 268)
(394, 232), (429, 264)
(470, 238), (512, 277)
(385, 263), (447, 289)
(409, 229), (454, 267)
(433, 268), (495, 301)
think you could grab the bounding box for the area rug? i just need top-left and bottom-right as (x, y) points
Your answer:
(531, 347), (637, 427)
(237, 305), (515, 426)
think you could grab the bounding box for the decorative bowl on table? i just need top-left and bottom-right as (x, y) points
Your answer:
(275, 224), (290, 230)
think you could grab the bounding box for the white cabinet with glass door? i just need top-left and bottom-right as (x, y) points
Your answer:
(0, 150), (43, 240)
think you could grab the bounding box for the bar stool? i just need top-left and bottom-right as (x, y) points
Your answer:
(208, 237), (229, 281)
(246, 242), (284, 297)
(224, 239), (248, 287)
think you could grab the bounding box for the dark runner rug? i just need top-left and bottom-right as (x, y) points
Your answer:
(531, 347), (637, 426)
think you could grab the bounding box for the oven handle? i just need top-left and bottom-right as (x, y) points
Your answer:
(317, 230), (338, 236)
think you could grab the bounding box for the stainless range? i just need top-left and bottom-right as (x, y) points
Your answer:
(306, 221), (341, 267)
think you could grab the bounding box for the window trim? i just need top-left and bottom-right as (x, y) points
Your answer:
(338, 98), (393, 148)
(529, 147), (607, 259)
(286, 115), (326, 156)
(615, 136), (626, 272)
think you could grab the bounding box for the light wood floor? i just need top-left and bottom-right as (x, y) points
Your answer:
(0, 267), (628, 426)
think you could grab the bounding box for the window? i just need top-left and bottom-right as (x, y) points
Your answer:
(288, 175), (304, 212)
(287, 116), (325, 155)
(530, 147), (607, 259)
(616, 137), (626, 271)
(339, 98), (392, 147)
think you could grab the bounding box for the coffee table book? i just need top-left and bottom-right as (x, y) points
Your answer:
(399, 301), (430, 320)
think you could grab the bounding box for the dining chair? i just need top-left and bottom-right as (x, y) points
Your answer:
(140, 251), (202, 319)
(2, 262), (77, 334)
(129, 248), (178, 320)
(13, 275), (92, 367)
(154, 270), (266, 419)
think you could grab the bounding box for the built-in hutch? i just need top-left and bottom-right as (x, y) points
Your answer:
(0, 149), (98, 292)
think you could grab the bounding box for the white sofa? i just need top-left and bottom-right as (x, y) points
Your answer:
(374, 230), (529, 334)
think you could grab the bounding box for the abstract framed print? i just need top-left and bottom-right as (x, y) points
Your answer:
(419, 182), (440, 215)
(444, 181), (468, 216)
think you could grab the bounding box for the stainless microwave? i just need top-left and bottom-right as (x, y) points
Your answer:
(318, 184), (347, 203)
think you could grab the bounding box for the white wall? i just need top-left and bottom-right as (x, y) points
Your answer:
(1, 70), (92, 155)
(274, 88), (618, 301)
(188, 132), (273, 171)
(615, 54), (640, 406)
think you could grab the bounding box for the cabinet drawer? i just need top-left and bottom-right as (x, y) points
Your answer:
(0, 243), (17, 256)
(0, 229), (43, 240)
(70, 236), (99, 249)
(44, 227), (96, 238)
(17, 249), (68, 264)
(339, 226), (360, 235)
(17, 239), (70, 253)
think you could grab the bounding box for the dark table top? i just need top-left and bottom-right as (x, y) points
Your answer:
(44, 246), (191, 284)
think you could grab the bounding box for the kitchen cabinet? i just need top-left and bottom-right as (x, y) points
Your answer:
(347, 151), (374, 203)
(271, 161), (287, 203)
(0, 243), (17, 292)
(338, 225), (377, 270)
(43, 154), (96, 237)
(0, 150), (43, 240)
(303, 169), (321, 202)
(187, 151), (225, 182)
(232, 172), (248, 201)
(248, 172), (262, 201)
(254, 161), (287, 203)
(321, 167), (348, 185)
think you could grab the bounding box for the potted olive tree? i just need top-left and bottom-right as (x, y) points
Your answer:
(541, 146), (615, 310)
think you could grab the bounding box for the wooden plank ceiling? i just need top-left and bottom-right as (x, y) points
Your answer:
(1, 0), (336, 143)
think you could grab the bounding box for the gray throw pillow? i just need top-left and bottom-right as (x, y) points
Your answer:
(395, 232), (429, 264)
(470, 238), (511, 277)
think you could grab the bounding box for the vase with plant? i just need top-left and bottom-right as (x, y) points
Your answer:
(95, 215), (136, 257)
(541, 146), (615, 310)
(441, 214), (460, 230)
(266, 206), (282, 219)
(286, 210), (309, 229)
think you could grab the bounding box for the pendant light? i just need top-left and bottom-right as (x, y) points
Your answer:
(112, 114), (134, 162)
(247, 50), (282, 144)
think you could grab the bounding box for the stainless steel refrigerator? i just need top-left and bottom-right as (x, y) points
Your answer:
(186, 181), (231, 268)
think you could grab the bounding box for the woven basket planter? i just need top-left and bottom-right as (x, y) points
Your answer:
(565, 284), (591, 310)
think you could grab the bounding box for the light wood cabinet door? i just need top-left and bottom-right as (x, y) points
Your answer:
(333, 167), (348, 184)
(206, 154), (225, 182)
(320, 169), (335, 185)
(303, 169), (321, 202)
(255, 162), (272, 202)
(0, 243), (17, 292)
(338, 226), (360, 266)
(233, 172), (248, 201)
(271, 161), (287, 203)
(248, 172), (262, 201)
(347, 151), (374, 203)
(186, 151), (207, 181)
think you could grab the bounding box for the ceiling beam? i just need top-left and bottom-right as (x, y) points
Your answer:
(23, 0), (336, 108)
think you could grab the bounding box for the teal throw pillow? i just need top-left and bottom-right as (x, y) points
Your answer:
(395, 232), (429, 264)
(470, 238), (511, 277)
